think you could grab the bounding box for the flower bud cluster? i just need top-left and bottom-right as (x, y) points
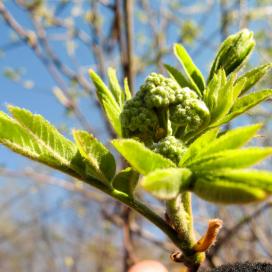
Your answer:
(120, 73), (210, 141)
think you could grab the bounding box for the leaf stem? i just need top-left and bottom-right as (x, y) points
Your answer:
(166, 194), (205, 269)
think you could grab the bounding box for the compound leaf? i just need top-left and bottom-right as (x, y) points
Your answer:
(193, 178), (267, 204)
(0, 107), (80, 175)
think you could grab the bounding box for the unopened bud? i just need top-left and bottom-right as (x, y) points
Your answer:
(208, 29), (255, 82)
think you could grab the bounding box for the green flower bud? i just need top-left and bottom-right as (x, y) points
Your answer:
(120, 73), (210, 142)
(150, 136), (187, 164)
(120, 96), (159, 140)
(169, 91), (210, 132)
(208, 29), (255, 82)
(141, 73), (178, 108)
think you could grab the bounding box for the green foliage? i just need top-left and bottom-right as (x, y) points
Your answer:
(0, 106), (81, 176)
(111, 139), (175, 175)
(141, 168), (192, 200)
(192, 178), (267, 204)
(188, 147), (272, 171)
(212, 169), (272, 193)
(213, 89), (272, 126)
(236, 63), (272, 95)
(89, 69), (122, 137)
(107, 67), (124, 107)
(1, 29), (271, 207)
(73, 130), (116, 184)
(112, 167), (139, 196)
(196, 124), (262, 157)
(174, 43), (205, 95)
(164, 64), (194, 89)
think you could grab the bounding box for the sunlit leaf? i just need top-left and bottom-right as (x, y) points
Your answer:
(141, 168), (192, 200)
(198, 124), (262, 157)
(164, 64), (194, 89)
(73, 130), (115, 183)
(193, 178), (267, 204)
(212, 89), (272, 126)
(179, 128), (219, 166)
(112, 139), (175, 175)
(124, 77), (132, 101)
(174, 43), (205, 95)
(89, 69), (122, 136)
(112, 167), (139, 196)
(0, 107), (80, 175)
(108, 67), (124, 106)
(188, 148), (272, 171)
(236, 63), (272, 95)
(212, 169), (272, 193)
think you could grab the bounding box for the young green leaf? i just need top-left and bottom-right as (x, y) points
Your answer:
(108, 67), (124, 106)
(179, 128), (219, 167)
(236, 63), (272, 95)
(189, 147), (272, 171)
(73, 130), (116, 183)
(232, 78), (246, 100)
(232, 89), (272, 112)
(124, 77), (132, 101)
(164, 64), (194, 89)
(141, 168), (192, 200)
(212, 169), (272, 193)
(203, 71), (220, 111)
(0, 108), (79, 175)
(212, 89), (272, 127)
(210, 74), (236, 123)
(89, 69), (122, 136)
(174, 43), (205, 95)
(112, 139), (175, 175)
(192, 178), (267, 204)
(112, 167), (139, 196)
(197, 124), (262, 157)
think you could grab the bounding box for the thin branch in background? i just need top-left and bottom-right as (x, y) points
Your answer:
(239, 0), (248, 29)
(124, 0), (134, 93)
(89, 0), (107, 81)
(0, 2), (94, 132)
